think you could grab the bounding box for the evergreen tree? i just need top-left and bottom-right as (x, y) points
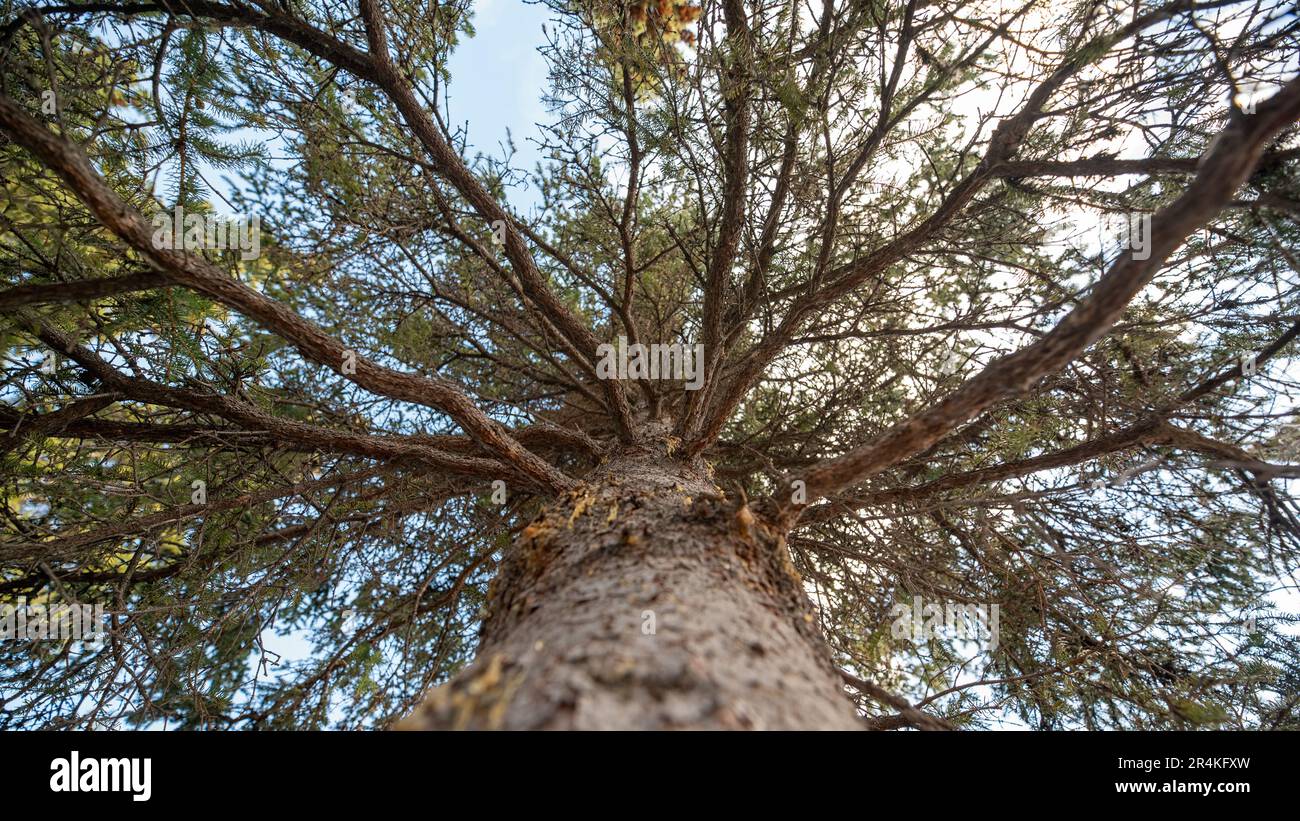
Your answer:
(1, 0), (1298, 729)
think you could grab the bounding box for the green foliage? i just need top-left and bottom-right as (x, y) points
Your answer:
(1, 0), (1298, 731)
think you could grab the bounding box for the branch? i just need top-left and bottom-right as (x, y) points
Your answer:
(839, 668), (955, 731)
(8, 309), (521, 483)
(688, 0), (1251, 456)
(1163, 424), (1300, 479)
(357, 0), (636, 441)
(801, 418), (1173, 523)
(684, 0), (754, 435)
(0, 464), (390, 565)
(802, 318), (1300, 522)
(0, 94), (574, 494)
(0, 393), (118, 454)
(0, 404), (602, 460)
(0, 272), (169, 309)
(785, 76), (1300, 513)
(990, 147), (1300, 178)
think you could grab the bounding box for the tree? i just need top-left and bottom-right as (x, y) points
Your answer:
(1, 0), (1298, 731)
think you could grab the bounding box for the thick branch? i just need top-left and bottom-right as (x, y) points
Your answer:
(0, 272), (169, 309)
(357, 0), (636, 441)
(9, 310), (519, 483)
(990, 147), (1300, 178)
(689, 0), (1246, 456)
(0, 94), (574, 494)
(685, 0), (754, 436)
(787, 77), (1300, 512)
(802, 318), (1300, 521)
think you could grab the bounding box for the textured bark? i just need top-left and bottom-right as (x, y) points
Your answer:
(397, 435), (861, 730)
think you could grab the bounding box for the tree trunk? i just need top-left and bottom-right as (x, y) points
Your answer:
(397, 434), (862, 730)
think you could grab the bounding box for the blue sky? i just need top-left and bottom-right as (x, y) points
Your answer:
(444, 0), (552, 211)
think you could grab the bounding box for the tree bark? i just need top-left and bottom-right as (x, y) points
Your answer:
(397, 434), (861, 730)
